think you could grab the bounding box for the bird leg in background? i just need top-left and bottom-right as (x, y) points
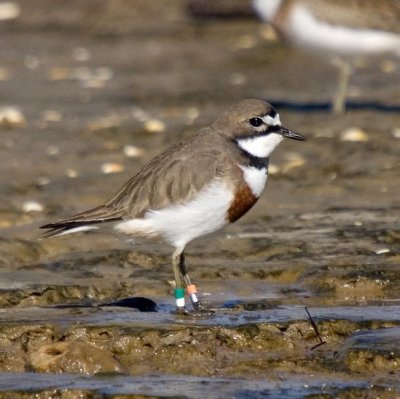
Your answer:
(332, 58), (352, 114)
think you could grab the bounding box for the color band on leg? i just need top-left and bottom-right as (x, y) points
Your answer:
(175, 287), (186, 308)
(187, 284), (199, 306)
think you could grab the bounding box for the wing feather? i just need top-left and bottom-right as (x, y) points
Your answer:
(40, 128), (240, 237)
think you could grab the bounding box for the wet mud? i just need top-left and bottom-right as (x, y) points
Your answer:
(0, 1), (400, 398)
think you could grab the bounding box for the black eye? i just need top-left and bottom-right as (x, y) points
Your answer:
(249, 117), (263, 128)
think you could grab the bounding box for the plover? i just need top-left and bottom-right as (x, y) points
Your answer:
(41, 99), (305, 315)
(253, 0), (400, 113)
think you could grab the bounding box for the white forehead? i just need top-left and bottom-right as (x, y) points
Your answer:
(262, 113), (281, 126)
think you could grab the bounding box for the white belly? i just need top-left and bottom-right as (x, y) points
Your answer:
(289, 5), (400, 56)
(114, 179), (234, 250)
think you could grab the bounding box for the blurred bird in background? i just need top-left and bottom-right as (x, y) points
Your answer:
(252, 0), (400, 113)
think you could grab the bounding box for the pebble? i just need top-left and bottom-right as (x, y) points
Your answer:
(48, 67), (113, 84)
(144, 119), (165, 133)
(0, 67), (10, 80)
(88, 115), (121, 131)
(66, 169), (78, 178)
(268, 163), (280, 175)
(234, 34), (257, 50)
(340, 127), (369, 142)
(229, 73), (247, 86)
(37, 177), (50, 186)
(72, 47), (90, 62)
(0, 2), (20, 20)
(46, 145), (59, 156)
(315, 129), (334, 138)
(0, 107), (26, 128)
(24, 55), (40, 70)
(186, 107), (199, 124)
(258, 25), (278, 41)
(375, 248), (390, 255)
(48, 67), (69, 81)
(22, 201), (44, 213)
(380, 60), (396, 74)
(103, 141), (119, 151)
(282, 153), (306, 173)
(101, 162), (124, 174)
(123, 145), (145, 158)
(41, 110), (62, 122)
(131, 106), (149, 122)
(392, 128), (400, 139)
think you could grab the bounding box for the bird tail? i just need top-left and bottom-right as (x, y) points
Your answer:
(40, 205), (124, 238)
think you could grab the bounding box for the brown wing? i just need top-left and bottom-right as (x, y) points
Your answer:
(41, 128), (237, 236)
(104, 128), (233, 217)
(299, 0), (400, 33)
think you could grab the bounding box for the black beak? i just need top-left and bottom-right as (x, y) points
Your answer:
(279, 126), (306, 141)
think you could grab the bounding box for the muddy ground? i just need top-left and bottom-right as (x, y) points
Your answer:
(0, 1), (399, 398)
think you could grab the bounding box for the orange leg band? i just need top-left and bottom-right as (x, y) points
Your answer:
(187, 284), (198, 295)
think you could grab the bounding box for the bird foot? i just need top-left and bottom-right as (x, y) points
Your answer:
(190, 301), (215, 317)
(174, 302), (214, 317)
(175, 306), (190, 316)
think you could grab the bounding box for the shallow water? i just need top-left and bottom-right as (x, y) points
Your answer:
(0, 1), (400, 398)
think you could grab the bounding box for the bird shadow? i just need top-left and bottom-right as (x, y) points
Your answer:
(48, 296), (158, 312)
(270, 99), (400, 113)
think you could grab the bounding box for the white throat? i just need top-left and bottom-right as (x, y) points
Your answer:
(237, 133), (283, 158)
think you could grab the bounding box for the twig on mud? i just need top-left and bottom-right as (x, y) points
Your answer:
(305, 306), (326, 350)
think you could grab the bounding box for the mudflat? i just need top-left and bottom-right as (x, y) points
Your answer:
(0, 1), (399, 398)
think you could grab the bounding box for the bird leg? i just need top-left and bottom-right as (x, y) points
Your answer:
(332, 57), (352, 114)
(178, 252), (201, 310)
(172, 247), (187, 314)
(178, 252), (214, 316)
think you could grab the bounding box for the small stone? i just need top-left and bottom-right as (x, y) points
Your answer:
(46, 145), (59, 156)
(268, 163), (280, 174)
(48, 67), (70, 81)
(380, 60), (396, 74)
(0, 107), (26, 128)
(131, 106), (149, 122)
(258, 25), (278, 41)
(81, 79), (105, 89)
(123, 145), (145, 158)
(0, 67), (10, 81)
(37, 177), (50, 186)
(340, 127), (369, 142)
(24, 55), (40, 70)
(229, 73), (247, 86)
(144, 119), (166, 133)
(22, 201), (44, 213)
(392, 128), (400, 139)
(282, 153), (306, 173)
(101, 162), (124, 174)
(235, 34), (257, 50)
(41, 110), (62, 122)
(103, 140), (119, 150)
(0, 2), (20, 20)
(95, 67), (113, 81)
(186, 107), (199, 123)
(66, 168), (78, 178)
(315, 129), (334, 138)
(375, 248), (390, 255)
(72, 47), (90, 62)
(87, 115), (121, 131)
